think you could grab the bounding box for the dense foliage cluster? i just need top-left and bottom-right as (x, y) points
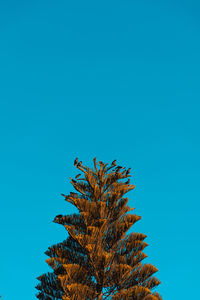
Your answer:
(36, 158), (162, 299)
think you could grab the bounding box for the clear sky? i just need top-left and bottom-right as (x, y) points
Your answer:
(0, 0), (200, 299)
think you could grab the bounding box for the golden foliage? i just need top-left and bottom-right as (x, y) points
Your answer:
(36, 158), (162, 300)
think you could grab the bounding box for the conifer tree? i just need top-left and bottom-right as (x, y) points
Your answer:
(36, 158), (162, 299)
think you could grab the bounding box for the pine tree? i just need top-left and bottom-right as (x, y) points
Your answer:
(36, 158), (162, 299)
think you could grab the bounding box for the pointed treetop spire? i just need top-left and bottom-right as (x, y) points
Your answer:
(36, 158), (162, 300)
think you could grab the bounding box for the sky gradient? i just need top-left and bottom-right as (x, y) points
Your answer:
(0, 0), (200, 299)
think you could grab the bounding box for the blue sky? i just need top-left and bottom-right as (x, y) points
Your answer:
(0, 0), (200, 299)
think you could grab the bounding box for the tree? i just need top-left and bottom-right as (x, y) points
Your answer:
(36, 158), (162, 299)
